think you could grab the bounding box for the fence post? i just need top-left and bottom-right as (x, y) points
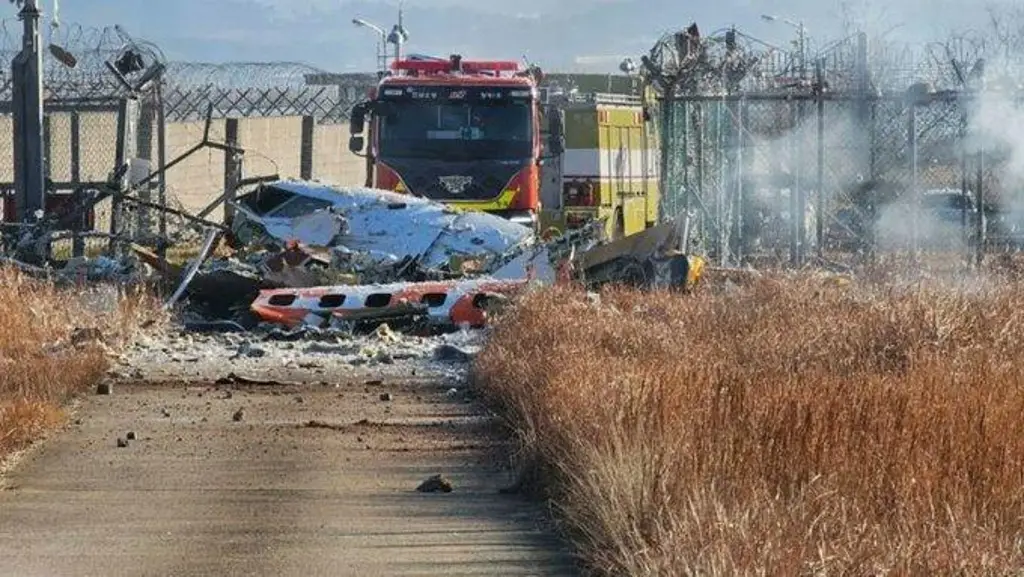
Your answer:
(730, 97), (744, 264)
(11, 0), (45, 225)
(39, 113), (51, 258)
(70, 111), (83, 257)
(741, 99), (754, 259)
(976, 147), (986, 266)
(682, 100), (692, 225)
(658, 99), (673, 221)
(960, 97), (970, 261)
(156, 81), (168, 263)
(224, 118), (241, 225)
(715, 101), (727, 266)
(136, 100), (157, 239)
(109, 98), (131, 255)
(790, 102), (803, 266)
(300, 115), (315, 180)
(856, 32), (877, 262)
(695, 105), (705, 255)
(908, 103), (919, 256)
(816, 59), (826, 257)
(41, 114), (50, 187)
(855, 32), (872, 186)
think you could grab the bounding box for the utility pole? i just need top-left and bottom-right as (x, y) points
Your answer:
(355, 2), (408, 74)
(11, 0), (46, 223)
(387, 2), (408, 64)
(394, 5), (403, 62)
(797, 22), (807, 81)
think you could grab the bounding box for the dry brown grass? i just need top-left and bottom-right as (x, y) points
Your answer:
(474, 270), (1024, 575)
(0, 268), (163, 457)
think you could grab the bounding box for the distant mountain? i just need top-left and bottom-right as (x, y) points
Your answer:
(56, 0), (988, 74)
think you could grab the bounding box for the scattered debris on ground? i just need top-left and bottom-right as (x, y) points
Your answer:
(416, 474), (454, 493)
(110, 320), (489, 384)
(3, 171), (709, 364)
(433, 344), (478, 364)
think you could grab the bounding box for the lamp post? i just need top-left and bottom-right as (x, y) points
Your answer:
(353, 2), (409, 74)
(352, 17), (387, 74)
(762, 13), (809, 263)
(10, 0), (45, 223)
(386, 4), (408, 64)
(761, 14), (807, 81)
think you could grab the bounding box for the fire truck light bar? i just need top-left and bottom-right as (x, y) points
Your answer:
(391, 59), (521, 74)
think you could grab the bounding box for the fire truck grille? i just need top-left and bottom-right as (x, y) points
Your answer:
(386, 159), (525, 202)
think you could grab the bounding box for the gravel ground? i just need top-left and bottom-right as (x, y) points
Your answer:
(110, 323), (487, 385)
(0, 322), (579, 576)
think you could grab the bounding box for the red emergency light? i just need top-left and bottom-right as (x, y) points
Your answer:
(391, 56), (521, 76)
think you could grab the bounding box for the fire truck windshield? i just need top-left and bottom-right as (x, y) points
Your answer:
(378, 101), (532, 161)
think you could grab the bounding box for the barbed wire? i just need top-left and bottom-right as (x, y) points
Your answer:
(164, 61), (334, 90)
(642, 23), (1024, 99)
(0, 19), (379, 122)
(0, 20), (165, 101)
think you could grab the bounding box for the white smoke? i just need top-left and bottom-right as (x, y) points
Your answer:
(966, 87), (1024, 235)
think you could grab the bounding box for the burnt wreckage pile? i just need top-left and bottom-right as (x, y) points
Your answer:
(1, 141), (703, 337)
(168, 179), (586, 333)
(218, 182), (701, 329)
(3, 176), (705, 334)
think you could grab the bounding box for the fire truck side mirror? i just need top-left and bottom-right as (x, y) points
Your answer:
(348, 135), (365, 155)
(350, 102), (369, 135)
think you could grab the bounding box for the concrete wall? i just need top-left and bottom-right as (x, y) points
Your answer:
(237, 116), (303, 186)
(314, 123), (366, 185)
(165, 116), (366, 217)
(163, 118), (227, 215)
(0, 112), (367, 227)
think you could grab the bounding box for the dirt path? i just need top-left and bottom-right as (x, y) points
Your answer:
(0, 361), (577, 576)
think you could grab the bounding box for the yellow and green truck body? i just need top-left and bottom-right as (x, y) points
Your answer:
(538, 92), (660, 241)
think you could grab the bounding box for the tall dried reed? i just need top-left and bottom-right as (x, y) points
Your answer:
(0, 268), (162, 456)
(475, 274), (1024, 575)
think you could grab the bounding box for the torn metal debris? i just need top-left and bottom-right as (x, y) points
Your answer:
(3, 153), (708, 340)
(579, 216), (706, 292)
(250, 277), (527, 331)
(228, 180), (533, 278)
(163, 228), (222, 310)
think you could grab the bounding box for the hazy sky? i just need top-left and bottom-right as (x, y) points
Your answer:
(30, 0), (1003, 73)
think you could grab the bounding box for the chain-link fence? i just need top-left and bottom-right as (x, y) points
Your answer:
(662, 92), (1024, 266)
(649, 25), (1024, 266)
(162, 62), (375, 123)
(0, 21), (148, 257)
(0, 19), (378, 260)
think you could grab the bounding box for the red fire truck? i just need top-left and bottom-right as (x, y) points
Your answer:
(347, 55), (564, 230)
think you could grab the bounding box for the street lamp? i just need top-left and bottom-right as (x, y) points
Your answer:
(761, 13), (807, 80)
(352, 17), (387, 74)
(386, 6), (409, 64)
